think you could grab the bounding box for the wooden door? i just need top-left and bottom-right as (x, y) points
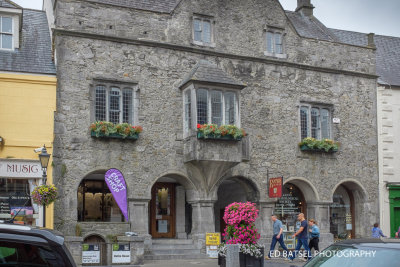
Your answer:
(150, 183), (176, 238)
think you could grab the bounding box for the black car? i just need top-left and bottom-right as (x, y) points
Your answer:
(0, 222), (76, 267)
(304, 238), (400, 267)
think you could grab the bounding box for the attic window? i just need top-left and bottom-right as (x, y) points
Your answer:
(0, 16), (13, 49)
(192, 15), (215, 47)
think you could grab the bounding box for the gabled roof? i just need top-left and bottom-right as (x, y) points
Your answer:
(285, 11), (338, 42)
(86, 0), (181, 13)
(179, 60), (245, 89)
(0, 9), (56, 75)
(330, 29), (400, 86)
(0, 0), (21, 9)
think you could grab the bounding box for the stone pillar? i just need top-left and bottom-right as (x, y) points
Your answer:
(64, 236), (83, 267)
(257, 201), (276, 247)
(189, 200), (216, 249)
(176, 185), (187, 239)
(309, 202), (334, 251)
(117, 236), (146, 265)
(128, 198), (151, 235)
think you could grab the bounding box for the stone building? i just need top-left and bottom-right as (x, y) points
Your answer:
(47, 0), (379, 264)
(331, 29), (400, 238)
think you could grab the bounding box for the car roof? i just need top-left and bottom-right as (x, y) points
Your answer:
(0, 222), (65, 245)
(334, 238), (400, 249)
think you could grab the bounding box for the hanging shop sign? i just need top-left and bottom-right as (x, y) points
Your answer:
(105, 169), (129, 221)
(82, 244), (100, 264)
(206, 233), (221, 258)
(0, 160), (41, 178)
(112, 244), (131, 264)
(269, 177), (283, 198)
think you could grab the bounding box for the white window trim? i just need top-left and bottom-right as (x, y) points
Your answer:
(0, 15), (14, 50)
(299, 103), (333, 140)
(92, 82), (139, 125)
(183, 84), (241, 138)
(191, 15), (216, 48)
(263, 27), (287, 59)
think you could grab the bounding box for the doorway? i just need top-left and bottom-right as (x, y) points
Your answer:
(150, 183), (176, 238)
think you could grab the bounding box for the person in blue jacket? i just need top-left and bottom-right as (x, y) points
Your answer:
(308, 219), (320, 253)
(371, 223), (386, 238)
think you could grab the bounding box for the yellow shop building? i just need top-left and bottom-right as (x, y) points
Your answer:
(0, 1), (56, 228)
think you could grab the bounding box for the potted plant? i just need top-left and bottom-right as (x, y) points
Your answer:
(218, 202), (264, 267)
(90, 121), (142, 140)
(299, 137), (339, 153)
(197, 124), (246, 140)
(31, 184), (58, 207)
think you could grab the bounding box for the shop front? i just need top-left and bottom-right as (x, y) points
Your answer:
(0, 159), (44, 226)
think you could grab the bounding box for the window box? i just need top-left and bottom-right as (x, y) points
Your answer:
(90, 121), (142, 140)
(90, 131), (138, 140)
(299, 138), (339, 153)
(197, 131), (241, 141)
(197, 124), (246, 141)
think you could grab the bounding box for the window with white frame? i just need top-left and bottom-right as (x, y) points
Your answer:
(266, 31), (283, 54)
(183, 87), (239, 134)
(300, 104), (331, 140)
(192, 16), (214, 46)
(94, 83), (136, 124)
(0, 16), (13, 49)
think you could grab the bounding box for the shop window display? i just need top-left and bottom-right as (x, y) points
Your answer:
(330, 185), (353, 240)
(274, 183), (306, 249)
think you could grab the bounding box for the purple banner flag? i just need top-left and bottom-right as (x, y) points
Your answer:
(105, 169), (128, 221)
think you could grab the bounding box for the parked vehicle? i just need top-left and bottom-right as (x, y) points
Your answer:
(0, 222), (76, 266)
(304, 238), (400, 267)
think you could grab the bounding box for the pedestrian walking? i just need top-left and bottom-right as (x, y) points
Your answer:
(265, 215), (289, 260)
(308, 219), (319, 253)
(371, 223), (386, 238)
(288, 213), (311, 261)
(396, 226), (400, 238)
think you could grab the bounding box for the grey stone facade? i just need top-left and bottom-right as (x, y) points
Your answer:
(50, 0), (379, 264)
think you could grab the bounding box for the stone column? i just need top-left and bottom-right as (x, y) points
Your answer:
(176, 185), (187, 239)
(128, 198), (151, 235)
(189, 200), (216, 249)
(257, 201), (276, 247)
(309, 202), (333, 251)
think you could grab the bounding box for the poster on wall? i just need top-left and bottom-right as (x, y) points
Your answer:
(112, 244), (131, 264)
(206, 233), (221, 258)
(82, 244), (100, 264)
(269, 177), (283, 198)
(105, 169), (128, 221)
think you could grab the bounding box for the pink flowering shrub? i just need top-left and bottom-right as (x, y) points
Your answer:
(222, 202), (260, 244)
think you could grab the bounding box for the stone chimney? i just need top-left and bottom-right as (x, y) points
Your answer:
(367, 33), (376, 49)
(295, 0), (314, 16)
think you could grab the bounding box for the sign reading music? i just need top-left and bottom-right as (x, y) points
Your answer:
(269, 177), (283, 198)
(0, 160), (42, 178)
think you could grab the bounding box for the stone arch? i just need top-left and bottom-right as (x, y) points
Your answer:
(83, 232), (107, 242)
(330, 179), (370, 238)
(145, 170), (199, 200)
(74, 168), (109, 191)
(209, 175), (262, 201)
(284, 177), (320, 202)
(83, 234), (107, 265)
(213, 176), (261, 233)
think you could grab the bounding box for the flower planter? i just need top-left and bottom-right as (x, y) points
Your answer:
(197, 132), (242, 141)
(218, 248), (264, 267)
(300, 145), (337, 153)
(91, 131), (138, 140)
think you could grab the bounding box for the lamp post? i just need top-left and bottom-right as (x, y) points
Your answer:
(38, 144), (51, 185)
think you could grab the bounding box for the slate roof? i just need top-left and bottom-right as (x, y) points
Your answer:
(331, 29), (400, 86)
(179, 60), (245, 89)
(0, 9), (56, 75)
(285, 11), (338, 42)
(0, 0), (21, 8)
(86, 0), (181, 13)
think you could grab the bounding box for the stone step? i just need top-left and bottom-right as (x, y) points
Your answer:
(150, 248), (201, 255)
(144, 254), (208, 261)
(152, 239), (193, 245)
(152, 244), (198, 250)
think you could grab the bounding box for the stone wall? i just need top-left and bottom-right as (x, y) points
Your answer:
(52, 0), (379, 254)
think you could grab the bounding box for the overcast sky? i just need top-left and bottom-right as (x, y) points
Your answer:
(11, 0), (400, 37)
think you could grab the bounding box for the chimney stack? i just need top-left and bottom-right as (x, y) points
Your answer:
(296, 0), (314, 16)
(367, 33), (376, 49)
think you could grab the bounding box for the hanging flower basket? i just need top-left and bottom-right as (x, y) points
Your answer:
(31, 185), (58, 207)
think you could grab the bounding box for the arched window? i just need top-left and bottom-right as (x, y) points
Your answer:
(77, 179), (124, 222)
(330, 185), (354, 240)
